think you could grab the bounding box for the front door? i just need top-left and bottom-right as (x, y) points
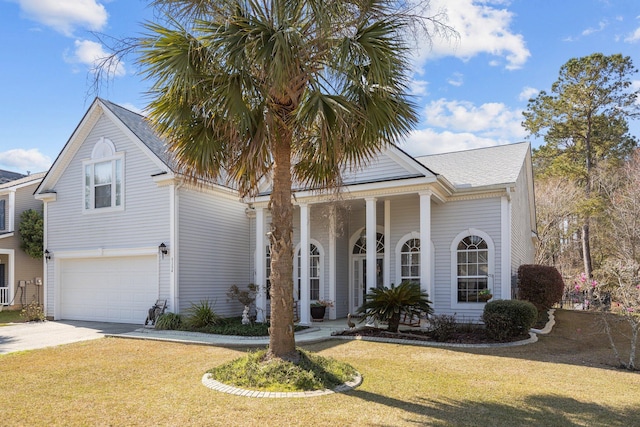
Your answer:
(351, 256), (383, 313)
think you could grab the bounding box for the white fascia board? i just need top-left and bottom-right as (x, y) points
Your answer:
(35, 192), (57, 202)
(98, 100), (170, 172)
(36, 100), (103, 195)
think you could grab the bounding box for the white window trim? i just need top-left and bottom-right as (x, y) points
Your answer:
(395, 231), (420, 285)
(294, 239), (324, 302)
(450, 228), (495, 310)
(82, 138), (125, 214)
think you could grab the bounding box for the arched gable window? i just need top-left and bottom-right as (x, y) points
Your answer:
(83, 137), (124, 211)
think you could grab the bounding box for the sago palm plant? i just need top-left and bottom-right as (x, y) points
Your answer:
(357, 281), (433, 333)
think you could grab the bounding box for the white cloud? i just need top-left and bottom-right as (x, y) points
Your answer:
(400, 128), (505, 156)
(422, 98), (527, 140)
(625, 27), (640, 43)
(412, 0), (530, 70)
(409, 79), (430, 96)
(519, 86), (539, 102)
(400, 97), (527, 155)
(65, 39), (125, 77)
(16, 0), (108, 36)
(0, 149), (51, 174)
(582, 20), (608, 36)
(447, 72), (464, 87)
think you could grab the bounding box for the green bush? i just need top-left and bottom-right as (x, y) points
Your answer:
(517, 264), (564, 310)
(18, 209), (43, 259)
(356, 281), (433, 333)
(155, 312), (182, 330)
(185, 300), (219, 329)
(482, 299), (537, 340)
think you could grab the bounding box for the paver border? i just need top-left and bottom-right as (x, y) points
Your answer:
(201, 372), (363, 398)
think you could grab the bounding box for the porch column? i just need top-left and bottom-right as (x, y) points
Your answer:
(328, 205), (336, 319)
(299, 203), (311, 325)
(365, 197), (377, 293)
(419, 191), (433, 298)
(384, 199), (391, 288)
(255, 207), (267, 322)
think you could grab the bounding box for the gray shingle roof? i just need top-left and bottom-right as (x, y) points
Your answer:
(415, 142), (530, 188)
(99, 99), (175, 170)
(0, 169), (25, 184)
(0, 171), (45, 190)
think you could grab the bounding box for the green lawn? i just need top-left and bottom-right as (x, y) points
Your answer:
(0, 310), (638, 426)
(0, 309), (23, 325)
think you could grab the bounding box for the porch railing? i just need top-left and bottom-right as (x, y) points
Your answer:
(0, 287), (9, 305)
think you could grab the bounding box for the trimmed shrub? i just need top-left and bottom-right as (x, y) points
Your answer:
(482, 299), (537, 340)
(517, 264), (564, 310)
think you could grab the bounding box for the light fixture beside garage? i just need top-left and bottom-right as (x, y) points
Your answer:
(159, 243), (168, 258)
(44, 249), (51, 262)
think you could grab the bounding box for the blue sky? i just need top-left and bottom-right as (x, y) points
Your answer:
(1, 0), (639, 174)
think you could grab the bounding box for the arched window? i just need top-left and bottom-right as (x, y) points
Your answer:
(352, 232), (384, 254)
(296, 243), (322, 300)
(456, 235), (489, 302)
(400, 238), (420, 284)
(83, 137), (124, 211)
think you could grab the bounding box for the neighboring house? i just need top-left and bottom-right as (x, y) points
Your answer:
(0, 172), (46, 308)
(35, 98), (536, 324)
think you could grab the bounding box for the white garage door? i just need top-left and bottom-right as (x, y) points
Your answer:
(60, 256), (158, 324)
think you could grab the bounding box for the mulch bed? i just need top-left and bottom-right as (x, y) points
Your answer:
(334, 326), (531, 344)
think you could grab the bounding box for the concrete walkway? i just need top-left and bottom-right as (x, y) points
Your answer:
(116, 318), (350, 347)
(0, 320), (139, 354)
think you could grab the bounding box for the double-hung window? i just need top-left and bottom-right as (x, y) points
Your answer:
(83, 138), (123, 212)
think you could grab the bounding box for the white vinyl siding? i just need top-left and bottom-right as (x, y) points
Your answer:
(511, 165), (536, 291)
(177, 187), (250, 316)
(44, 114), (171, 316)
(431, 197), (502, 319)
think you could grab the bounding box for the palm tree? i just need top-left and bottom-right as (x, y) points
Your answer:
(138, 0), (436, 361)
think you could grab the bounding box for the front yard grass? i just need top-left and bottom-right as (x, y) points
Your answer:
(0, 309), (23, 325)
(0, 310), (638, 426)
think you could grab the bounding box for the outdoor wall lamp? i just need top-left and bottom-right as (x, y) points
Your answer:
(44, 249), (51, 261)
(159, 243), (168, 257)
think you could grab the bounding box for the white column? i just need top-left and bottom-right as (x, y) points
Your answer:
(365, 197), (377, 293)
(299, 203), (311, 325)
(419, 191), (432, 298)
(384, 199), (391, 288)
(328, 205), (337, 319)
(501, 191), (512, 300)
(255, 207), (266, 322)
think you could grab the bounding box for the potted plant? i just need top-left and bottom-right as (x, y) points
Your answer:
(310, 300), (333, 321)
(478, 288), (493, 302)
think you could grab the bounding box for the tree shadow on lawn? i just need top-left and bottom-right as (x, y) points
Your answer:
(347, 390), (639, 426)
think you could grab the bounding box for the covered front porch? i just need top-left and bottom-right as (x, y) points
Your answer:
(251, 189), (440, 325)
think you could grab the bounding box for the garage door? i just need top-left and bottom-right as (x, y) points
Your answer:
(60, 256), (158, 324)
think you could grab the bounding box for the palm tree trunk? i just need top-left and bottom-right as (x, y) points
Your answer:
(267, 132), (297, 361)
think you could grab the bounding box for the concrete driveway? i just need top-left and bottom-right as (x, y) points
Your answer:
(0, 320), (140, 354)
